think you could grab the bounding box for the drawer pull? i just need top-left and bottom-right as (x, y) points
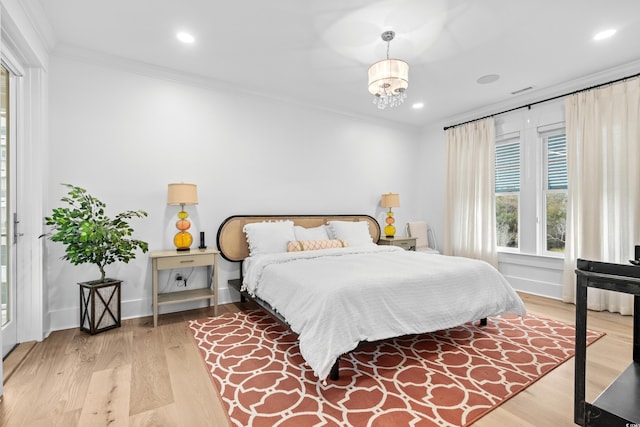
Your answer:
(180, 260), (195, 264)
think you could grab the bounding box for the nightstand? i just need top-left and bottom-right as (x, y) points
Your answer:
(150, 248), (219, 327)
(377, 236), (416, 251)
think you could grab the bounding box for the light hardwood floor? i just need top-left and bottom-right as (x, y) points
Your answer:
(0, 293), (633, 426)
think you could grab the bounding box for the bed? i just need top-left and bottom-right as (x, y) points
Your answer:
(217, 214), (527, 382)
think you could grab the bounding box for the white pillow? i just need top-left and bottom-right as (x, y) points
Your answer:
(327, 220), (374, 247)
(243, 220), (295, 256)
(294, 225), (330, 241)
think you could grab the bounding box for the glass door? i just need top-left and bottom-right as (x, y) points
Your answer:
(1, 64), (17, 358)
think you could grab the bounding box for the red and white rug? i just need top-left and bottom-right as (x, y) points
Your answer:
(188, 310), (603, 427)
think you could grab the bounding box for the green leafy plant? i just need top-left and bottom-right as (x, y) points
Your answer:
(44, 183), (149, 282)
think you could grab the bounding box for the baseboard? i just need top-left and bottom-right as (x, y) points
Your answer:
(46, 286), (237, 335)
(506, 276), (563, 300)
(45, 268), (565, 335)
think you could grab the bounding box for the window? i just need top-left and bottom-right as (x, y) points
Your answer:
(543, 132), (567, 254)
(494, 123), (567, 256)
(495, 138), (520, 248)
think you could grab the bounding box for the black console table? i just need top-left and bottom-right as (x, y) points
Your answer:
(574, 259), (640, 426)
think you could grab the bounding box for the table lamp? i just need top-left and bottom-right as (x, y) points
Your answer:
(167, 183), (198, 251)
(381, 192), (400, 238)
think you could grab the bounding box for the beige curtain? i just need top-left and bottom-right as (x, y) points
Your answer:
(444, 118), (497, 266)
(563, 77), (640, 315)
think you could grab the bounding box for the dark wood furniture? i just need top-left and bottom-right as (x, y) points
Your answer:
(574, 259), (640, 426)
(78, 279), (121, 335)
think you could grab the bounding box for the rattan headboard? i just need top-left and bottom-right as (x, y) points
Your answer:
(216, 214), (380, 262)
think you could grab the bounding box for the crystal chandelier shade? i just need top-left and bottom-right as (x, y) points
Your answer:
(367, 31), (409, 109)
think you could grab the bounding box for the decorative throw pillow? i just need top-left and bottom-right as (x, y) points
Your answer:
(293, 225), (330, 241)
(243, 220), (296, 256)
(327, 221), (374, 247)
(287, 239), (347, 252)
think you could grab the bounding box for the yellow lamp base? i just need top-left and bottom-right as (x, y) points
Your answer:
(174, 209), (193, 251)
(384, 209), (396, 238)
(174, 231), (193, 251)
(384, 224), (396, 238)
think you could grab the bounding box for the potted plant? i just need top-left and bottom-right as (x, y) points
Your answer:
(44, 183), (149, 334)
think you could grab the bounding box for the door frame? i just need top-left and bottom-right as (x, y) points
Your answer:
(1, 60), (19, 358)
(0, 0), (49, 398)
(1, 1), (48, 344)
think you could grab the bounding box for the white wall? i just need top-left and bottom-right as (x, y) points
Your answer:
(46, 43), (640, 334)
(415, 123), (446, 250)
(45, 55), (423, 332)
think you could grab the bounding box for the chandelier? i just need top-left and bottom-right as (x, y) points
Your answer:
(368, 31), (409, 109)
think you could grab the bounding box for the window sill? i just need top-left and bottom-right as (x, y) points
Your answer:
(497, 249), (565, 259)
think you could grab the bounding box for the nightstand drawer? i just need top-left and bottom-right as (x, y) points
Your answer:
(155, 252), (215, 270)
(393, 240), (414, 250)
(377, 237), (416, 251)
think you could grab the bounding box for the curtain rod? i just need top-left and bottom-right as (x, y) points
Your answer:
(443, 71), (640, 131)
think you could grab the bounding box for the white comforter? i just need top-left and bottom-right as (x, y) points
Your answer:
(242, 245), (526, 381)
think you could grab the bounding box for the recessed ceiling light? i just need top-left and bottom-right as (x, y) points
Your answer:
(476, 74), (500, 85)
(176, 32), (195, 44)
(412, 102), (424, 109)
(593, 29), (616, 41)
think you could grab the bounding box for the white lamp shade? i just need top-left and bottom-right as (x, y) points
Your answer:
(368, 59), (409, 96)
(381, 193), (400, 208)
(167, 183), (198, 205)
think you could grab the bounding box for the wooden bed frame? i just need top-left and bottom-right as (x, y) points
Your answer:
(217, 214), (485, 381)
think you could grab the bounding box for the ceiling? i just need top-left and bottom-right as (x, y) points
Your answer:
(34, 0), (640, 127)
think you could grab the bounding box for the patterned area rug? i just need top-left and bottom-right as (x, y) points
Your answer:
(188, 310), (603, 427)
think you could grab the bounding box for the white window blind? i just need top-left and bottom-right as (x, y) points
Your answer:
(547, 134), (567, 190)
(495, 141), (520, 193)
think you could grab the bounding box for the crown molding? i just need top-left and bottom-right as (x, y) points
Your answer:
(51, 43), (418, 132)
(442, 59), (640, 129)
(1, 0), (51, 68)
(18, 0), (56, 50)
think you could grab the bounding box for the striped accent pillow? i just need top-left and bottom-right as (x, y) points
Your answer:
(287, 239), (348, 252)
